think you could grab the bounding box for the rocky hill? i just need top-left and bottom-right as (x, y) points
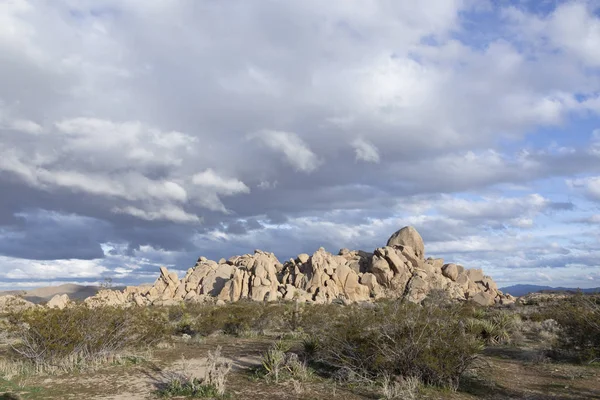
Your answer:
(77, 226), (514, 309)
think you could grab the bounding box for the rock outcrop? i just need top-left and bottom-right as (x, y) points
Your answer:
(82, 226), (515, 308)
(47, 294), (71, 310)
(0, 295), (36, 313)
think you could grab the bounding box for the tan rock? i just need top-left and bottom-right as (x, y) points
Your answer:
(84, 289), (129, 308)
(386, 226), (425, 260)
(283, 284), (296, 300)
(455, 274), (470, 291)
(471, 291), (495, 306)
(466, 268), (484, 283)
(47, 294), (70, 310)
(360, 273), (382, 297)
(405, 276), (429, 303)
(201, 264), (235, 296)
(383, 247), (407, 274)
(297, 253), (310, 264)
(398, 246), (423, 270)
(370, 254), (393, 286)
(442, 263), (459, 281)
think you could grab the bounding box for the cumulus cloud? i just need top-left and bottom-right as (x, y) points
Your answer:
(192, 169), (250, 213)
(251, 130), (321, 173)
(192, 169), (250, 196)
(1, 1), (600, 288)
(351, 138), (380, 163)
(567, 176), (600, 201)
(505, 2), (600, 67)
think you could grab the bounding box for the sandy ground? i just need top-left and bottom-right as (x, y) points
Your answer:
(2, 337), (599, 400)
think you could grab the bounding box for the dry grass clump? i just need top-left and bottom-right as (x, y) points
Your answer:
(381, 374), (421, 400)
(156, 346), (232, 398)
(258, 340), (313, 384)
(6, 305), (168, 373)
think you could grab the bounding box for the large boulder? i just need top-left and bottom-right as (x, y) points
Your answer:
(47, 294), (70, 310)
(386, 226), (425, 260)
(442, 263), (459, 281)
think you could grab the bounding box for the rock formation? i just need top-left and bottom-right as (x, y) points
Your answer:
(81, 226), (515, 307)
(0, 295), (36, 313)
(47, 294), (71, 310)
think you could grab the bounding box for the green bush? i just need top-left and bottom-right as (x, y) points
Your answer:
(191, 302), (292, 336)
(310, 301), (483, 390)
(465, 309), (522, 345)
(8, 306), (168, 371)
(552, 294), (600, 363)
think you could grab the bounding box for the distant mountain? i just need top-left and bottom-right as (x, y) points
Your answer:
(0, 283), (124, 304)
(500, 284), (600, 297)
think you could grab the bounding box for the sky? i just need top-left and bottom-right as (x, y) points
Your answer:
(1, 0), (600, 290)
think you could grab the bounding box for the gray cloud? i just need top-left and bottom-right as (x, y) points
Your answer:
(1, 1), (600, 288)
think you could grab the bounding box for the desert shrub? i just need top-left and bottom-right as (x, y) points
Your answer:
(258, 340), (312, 383)
(311, 301), (483, 390)
(465, 310), (522, 345)
(296, 303), (346, 335)
(7, 306), (168, 372)
(157, 377), (221, 398)
(260, 341), (288, 383)
(191, 302), (291, 337)
(551, 294), (600, 363)
(301, 335), (320, 361)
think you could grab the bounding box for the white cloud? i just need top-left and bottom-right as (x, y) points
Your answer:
(192, 169), (250, 195)
(436, 194), (549, 221)
(351, 138), (380, 163)
(251, 130), (321, 173)
(567, 176), (600, 201)
(8, 119), (42, 134)
(112, 205), (201, 223)
(258, 180), (278, 190)
(0, 256), (108, 280)
(55, 117), (196, 167)
(504, 2), (600, 67)
(192, 169), (250, 213)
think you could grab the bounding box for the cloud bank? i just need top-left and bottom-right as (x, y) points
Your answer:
(0, 0), (599, 289)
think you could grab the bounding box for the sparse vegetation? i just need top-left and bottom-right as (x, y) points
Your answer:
(6, 305), (168, 373)
(257, 340), (313, 383)
(380, 374), (421, 400)
(156, 346), (231, 398)
(0, 295), (599, 399)
(552, 294), (600, 363)
(307, 301), (483, 390)
(465, 309), (522, 345)
(156, 377), (224, 398)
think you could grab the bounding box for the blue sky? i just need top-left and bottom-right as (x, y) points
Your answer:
(0, 0), (599, 289)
